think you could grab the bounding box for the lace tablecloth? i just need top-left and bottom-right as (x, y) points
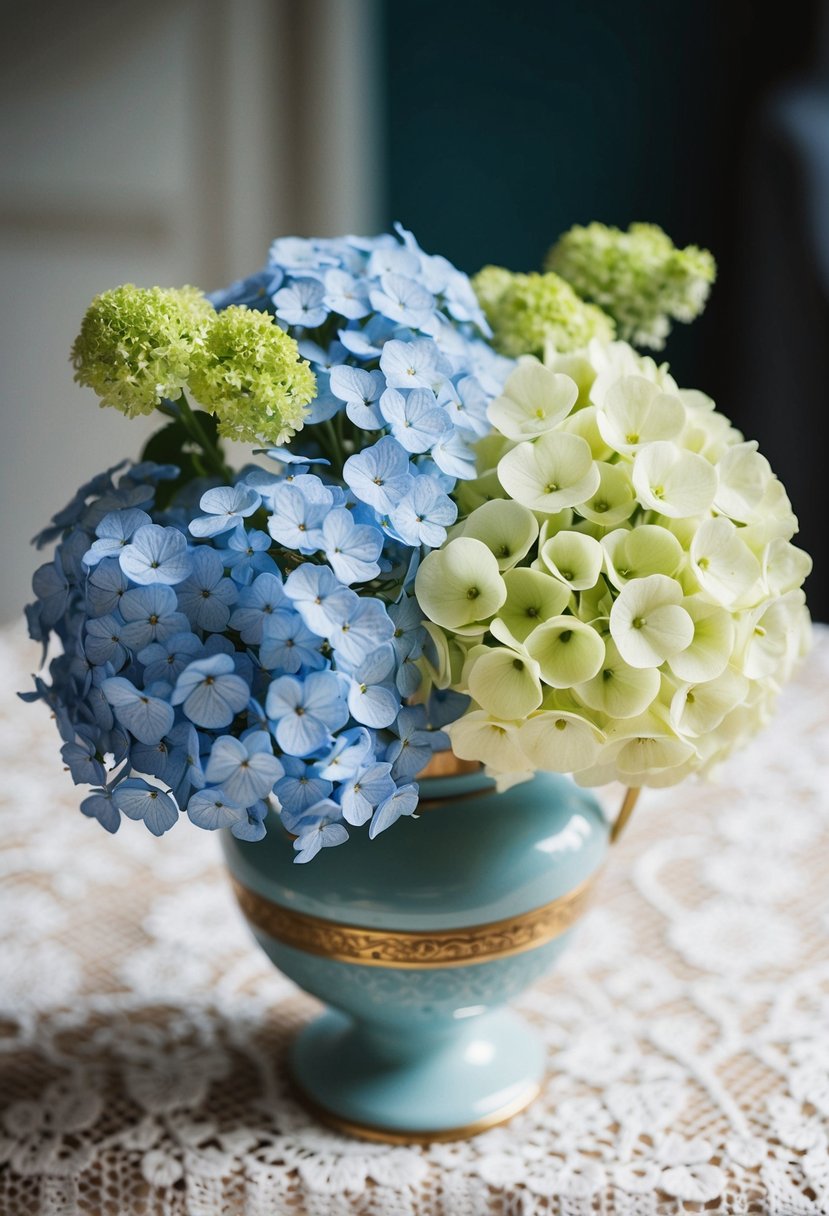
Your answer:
(1, 622), (828, 1216)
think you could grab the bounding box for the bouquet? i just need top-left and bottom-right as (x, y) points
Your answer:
(23, 221), (811, 859)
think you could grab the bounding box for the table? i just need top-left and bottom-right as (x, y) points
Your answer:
(1, 623), (828, 1216)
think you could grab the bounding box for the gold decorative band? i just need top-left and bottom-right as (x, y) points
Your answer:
(292, 1079), (541, 1144)
(230, 872), (597, 969)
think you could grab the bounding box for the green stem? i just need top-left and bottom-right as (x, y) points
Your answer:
(173, 393), (232, 481)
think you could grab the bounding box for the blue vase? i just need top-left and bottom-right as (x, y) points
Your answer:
(222, 761), (609, 1142)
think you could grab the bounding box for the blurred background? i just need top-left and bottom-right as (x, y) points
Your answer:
(1, 0), (825, 622)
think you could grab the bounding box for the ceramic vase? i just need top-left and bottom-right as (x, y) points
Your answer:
(223, 758), (609, 1142)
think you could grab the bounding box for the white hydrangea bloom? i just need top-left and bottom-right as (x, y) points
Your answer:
(414, 338), (812, 792)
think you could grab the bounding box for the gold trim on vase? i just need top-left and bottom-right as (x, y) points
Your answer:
(230, 872), (598, 969)
(291, 1079), (541, 1144)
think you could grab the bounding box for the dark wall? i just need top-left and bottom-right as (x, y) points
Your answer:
(382, 0), (825, 616)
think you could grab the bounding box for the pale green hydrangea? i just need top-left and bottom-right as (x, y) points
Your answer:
(546, 222), (716, 350)
(188, 305), (316, 445)
(415, 338), (811, 793)
(71, 284), (215, 416)
(472, 265), (615, 358)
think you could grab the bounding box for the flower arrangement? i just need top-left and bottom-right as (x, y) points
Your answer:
(23, 221), (811, 859)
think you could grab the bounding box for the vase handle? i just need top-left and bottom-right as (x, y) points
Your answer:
(610, 787), (641, 845)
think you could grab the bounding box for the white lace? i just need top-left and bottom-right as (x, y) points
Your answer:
(2, 622), (828, 1215)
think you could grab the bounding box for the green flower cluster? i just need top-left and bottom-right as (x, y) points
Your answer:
(188, 305), (316, 445)
(72, 285), (315, 445)
(71, 284), (214, 417)
(546, 222), (716, 350)
(473, 266), (615, 359)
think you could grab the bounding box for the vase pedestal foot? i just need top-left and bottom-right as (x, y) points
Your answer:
(288, 1008), (544, 1143)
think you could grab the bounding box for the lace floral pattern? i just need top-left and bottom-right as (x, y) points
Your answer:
(2, 623), (828, 1215)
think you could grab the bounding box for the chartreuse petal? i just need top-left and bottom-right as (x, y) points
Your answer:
(576, 461), (637, 526)
(670, 667), (748, 737)
(575, 638), (661, 718)
(632, 441), (717, 518)
(540, 531), (604, 591)
(763, 538), (812, 596)
(602, 525), (684, 589)
(690, 517), (762, 607)
(497, 568), (571, 642)
(667, 596), (734, 682)
(559, 405), (613, 460)
(415, 537), (506, 630)
(487, 360), (578, 440)
(609, 574), (693, 669)
(461, 500), (539, 571)
(605, 710), (696, 778)
(574, 575), (614, 625)
(518, 710), (604, 773)
(596, 376), (686, 453)
(445, 710), (527, 770)
(546, 352), (596, 406)
(467, 647), (544, 718)
(525, 615), (605, 687)
(497, 432), (600, 514)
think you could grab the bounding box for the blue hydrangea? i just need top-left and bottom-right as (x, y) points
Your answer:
(23, 227), (512, 859)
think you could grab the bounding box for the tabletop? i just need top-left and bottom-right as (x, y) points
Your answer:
(1, 622), (828, 1216)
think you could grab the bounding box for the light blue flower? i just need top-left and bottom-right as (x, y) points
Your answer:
(273, 278), (328, 328)
(266, 479), (332, 553)
(204, 731), (284, 805)
(273, 756), (332, 818)
(101, 676), (175, 744)
(83, 509), (152, 567)
(80, 788), (120, 834)
(208, 268), (283, 310)
(323, 268), (370, 319)
(338, 762), (396, 826)
(292, 812), (349, 863)
(321, 508), (382, 585)
(87, 558), (129, 617)
(112, 777), (180, 837)
(380, 338), (450, 390)
(343, 436), (412, 514)
(84, 613), (129, 669)
(368, 783), (419, 839)
(327, 594), (396, 667)
(229, 572), (287, 644)
(317, 726), (374, 781)
(430, 429), (477, 481)
(61, 731), (107, 786)
(284, 565), (357, 637)
(186, 787), (246, 830)
(119, 524), (192, 586)
(385, 706), (435, 780)
(138, 631), (203, 684)
(367, 245), (420, 279)
(176, 547), (238, 632)
(172, 654), (251, 728)
(259, 608), (325, 674)
(31, 556), (70, 627)
(229, 800), (268, 842)
(220, 527), (279, 587)
(344, 644), (400, 728)
(266, 670), (349, 756)
(269, 236), (339, 273)
(119, 585), (190, 650)
(379, 387), (450, 454)
(329, 366), (385, 429)
(389, 594), (426, 662)
(338, 315), (399, 360)
(189, 485), (261, 539)
(370, 273), (434, 328)
(438, 375), (491, 437)
(388, 474), (458, 548)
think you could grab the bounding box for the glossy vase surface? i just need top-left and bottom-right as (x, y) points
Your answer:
(222, 767), (609, 1142)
